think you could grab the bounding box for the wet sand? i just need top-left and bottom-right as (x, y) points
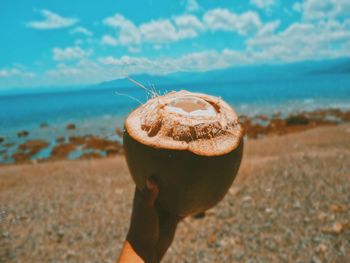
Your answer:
(1, 124), (350, 262)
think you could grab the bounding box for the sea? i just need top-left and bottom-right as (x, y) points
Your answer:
(0, 73), (350, 163)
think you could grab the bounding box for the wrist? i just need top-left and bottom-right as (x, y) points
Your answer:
(126, 231), (158, 262)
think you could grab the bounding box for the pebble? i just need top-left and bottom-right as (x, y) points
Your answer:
(265, 208), (275, 214)
(311, 255), (322, 263)
(315, 243), (327, 254)
(329, 204), (347, 213)
(321, 222), (344, 235)
(242, 195), (252, 202)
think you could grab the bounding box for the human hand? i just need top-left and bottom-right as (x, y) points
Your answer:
(122, 178), (182, 262)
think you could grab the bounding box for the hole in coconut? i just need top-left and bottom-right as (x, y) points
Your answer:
(165, 96), (217, 117)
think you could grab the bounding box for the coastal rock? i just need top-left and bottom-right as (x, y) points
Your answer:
(339, 111), (350, 122)
(272, 111), (282, 118)
(238, 115), (249, 123)
(18, 140), (49, 155)
(269, 118), (287, 134)
(2, 153), (9, 160)
(12, 152), (31, 163)
(66, 123), (76, 130)
(0, 136), (4, 143)
(69, 136), (87, 145)
(17, 130), (29, 137)
(240, 118), (256, 138)
(51, 143), (76, 159)
(40, 123), (49, 128)
(56, 137), (65, 143)
(238, 109), (350, 140)
(287, 114), (316, 126)
(115, 128), (123, 138)
(255, 114), (269, 121)
(106, 148), (119, 156)
(248, 124), (268, 139)
(83, 137), (121, 153)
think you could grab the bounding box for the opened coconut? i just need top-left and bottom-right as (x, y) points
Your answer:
(123, 90), (243, 217)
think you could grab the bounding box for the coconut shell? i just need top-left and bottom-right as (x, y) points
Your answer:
(123, 90), (244, 216)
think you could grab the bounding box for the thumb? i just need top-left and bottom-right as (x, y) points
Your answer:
(142, 178), (159, 207)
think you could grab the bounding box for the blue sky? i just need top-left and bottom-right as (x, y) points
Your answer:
(0, 0), (349, 88)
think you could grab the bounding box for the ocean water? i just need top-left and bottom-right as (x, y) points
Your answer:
(0, 73), (350, 150)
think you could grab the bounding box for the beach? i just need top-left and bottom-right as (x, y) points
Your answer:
(1, 124), (349, 262)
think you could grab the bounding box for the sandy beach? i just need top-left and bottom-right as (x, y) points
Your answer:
(1, 124), (350, 262)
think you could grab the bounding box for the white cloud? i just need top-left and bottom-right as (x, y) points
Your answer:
(174, 14), (204, 37)
(298, 0), (350, 20)
(98, 49), (250, 76)
(45, 60), (107, 85)
(53, 46), (93, 61)
(250, 0), (276, 9)
(101, 35), (140, 53)
(186, 0), (200, 12)
(101, 13), (204, 47)
(101, 35), (119, 45)
(174, 14), (203, 30)
(47, 63), (80, 77)
(98, 56), (153, 67)
(70, 26), (93, 36)
(247, 19), (350, 62)
(128, 46), (141, 53)
(140, 18), (201, 43)
(102, 14), (141, 46)
(0, 66), (36, 78)
(153, 45), (163, 51)
(257, 20), (280, 36)
(0, 68), (20, 77)
(41, 50), (248, 86)
(292, 2), (302, 12)
(101, 9), (273, 49)
(203, 8), (262, 35)
(140, 20), (179, 43)
(26, 9), (78, 30)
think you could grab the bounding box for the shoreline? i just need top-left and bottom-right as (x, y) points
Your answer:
(0, 107), (349, 165)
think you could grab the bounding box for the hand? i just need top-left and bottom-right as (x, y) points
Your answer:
(120, 178), (182, 263)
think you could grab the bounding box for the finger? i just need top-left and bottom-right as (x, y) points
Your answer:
(156, 209), (182, 260)
(142, 178), (159, 207)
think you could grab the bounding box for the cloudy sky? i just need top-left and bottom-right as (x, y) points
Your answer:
(0, 0), (349, 88)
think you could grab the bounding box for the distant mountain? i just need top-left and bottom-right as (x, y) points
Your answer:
(96, 58), (350, 91)
(97, 74), (177, 89)
(1, 58), (348, 98)
(308, 58), (350, 74)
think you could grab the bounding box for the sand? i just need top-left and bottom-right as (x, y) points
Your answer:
(1, 124), (350, 262)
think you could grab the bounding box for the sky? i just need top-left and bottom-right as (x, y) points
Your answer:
(0, 0), (350, 88)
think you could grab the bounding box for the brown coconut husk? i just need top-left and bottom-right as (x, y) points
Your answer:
(123, 90), (244, 216)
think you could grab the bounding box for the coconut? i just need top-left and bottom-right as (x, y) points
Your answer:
(123, 90), (244, 217)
